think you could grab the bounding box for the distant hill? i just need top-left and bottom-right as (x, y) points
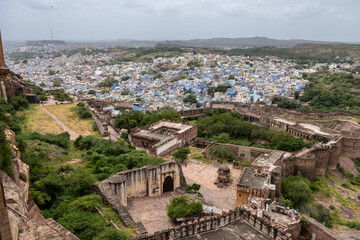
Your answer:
(26, 40), (66, 46)
(221, 43), (360, 63)
(159, 37), (342, 49)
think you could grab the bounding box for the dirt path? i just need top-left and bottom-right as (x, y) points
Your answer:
(40, 105), (79, 140)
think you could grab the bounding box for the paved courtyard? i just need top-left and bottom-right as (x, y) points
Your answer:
(182, 160), (242, 211)
(126, 160), (242, 234)
(127, 191), (180, 234)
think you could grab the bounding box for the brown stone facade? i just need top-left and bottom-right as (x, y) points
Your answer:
(130, 120), (197, 157)
(131, 205), (300, 240)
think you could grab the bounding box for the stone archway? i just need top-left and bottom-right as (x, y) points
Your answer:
(163, 176), (174, 193)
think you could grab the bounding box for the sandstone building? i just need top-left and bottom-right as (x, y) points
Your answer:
(130, 120), (197, 157)
(97, 161), (186, 207)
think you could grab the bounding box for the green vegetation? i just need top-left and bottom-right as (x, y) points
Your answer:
(50, 91), (73, 102)
(173, 146), (190, 162)
(7, 51), (35, 61)
(167, 196), (203, 219)
(209, 145), (235, 162)
(281, 173), (313, 208)
(108, 46), (185, 64)
(88, 90), (96, 95)
(299, 72), (360, 113)
(183, 94), (198, 104)
(0, 88), (136, 239)
(186, 183), (201, 194)
(221, 44), (360, 64)
(0, 126), (13, 176)
(280, 172), (360, 231)
(207, 85), (232, 96)
(114, 106), (180, 131)
(196, 111), (314, 152)
(310, 204), (333, 228)
(74, 102), (92, 119)
(28, 132), (70, 148)
(97, 77), (118, 88)
(74, 135), (164, 180)
(0, 95), (31, 176)
(338, 164), (360, 187)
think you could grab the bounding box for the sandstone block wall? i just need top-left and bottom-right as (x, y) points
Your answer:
(131, 206), (298, 240)
(205, 142), (273, 161)
(302, 216), (343, 240)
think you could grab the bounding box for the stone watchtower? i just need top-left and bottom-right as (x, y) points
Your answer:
(0, 30), (10, 101)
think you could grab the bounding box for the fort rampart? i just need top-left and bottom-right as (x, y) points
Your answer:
(131, 206), (299, 240)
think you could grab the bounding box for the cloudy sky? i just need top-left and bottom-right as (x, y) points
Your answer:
(0, 0), (359, 42)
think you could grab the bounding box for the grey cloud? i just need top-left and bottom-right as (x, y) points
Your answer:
(0, 0), (359, 41)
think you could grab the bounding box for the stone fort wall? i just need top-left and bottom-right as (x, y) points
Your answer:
(131, 206), (299, 240)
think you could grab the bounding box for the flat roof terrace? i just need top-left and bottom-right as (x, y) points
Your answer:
(238, 168), (267, 189)
(148, 121), (193, 134)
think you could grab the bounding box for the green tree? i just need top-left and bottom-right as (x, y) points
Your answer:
(310, 204), (333, 228)
(39, 96), (48, 102)
(183, 94), (197, 104)
(173, 146), (190, 162)
(88, 90), (96, 95)
(282, 172), (312, 208)
(93, 228), (130, 240)
(294, 91), (300, 100)
(40, 82), (46, 87)
(209, 145), (235, 162)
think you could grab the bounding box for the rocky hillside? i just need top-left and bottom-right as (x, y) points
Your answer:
(1, 129), (78, 240)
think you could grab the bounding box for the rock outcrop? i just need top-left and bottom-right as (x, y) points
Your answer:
(1, 129), (79, 240)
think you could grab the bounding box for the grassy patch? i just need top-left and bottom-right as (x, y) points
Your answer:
(44, 103), (101, 138)
(23, 105), (62, 134)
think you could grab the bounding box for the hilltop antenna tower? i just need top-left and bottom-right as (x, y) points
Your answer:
(50, 27), (53, 41)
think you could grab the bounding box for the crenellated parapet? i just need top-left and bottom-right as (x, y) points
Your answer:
(131, 206), (298, 240)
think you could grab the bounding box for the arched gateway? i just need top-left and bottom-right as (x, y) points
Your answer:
(163, 176), (174, 193)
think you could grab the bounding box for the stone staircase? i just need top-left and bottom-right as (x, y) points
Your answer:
(19, 219), (79, 240)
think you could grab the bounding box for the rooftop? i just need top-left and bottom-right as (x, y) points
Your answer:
(184, 219), (271, 240)
(238, 168), (267, 189)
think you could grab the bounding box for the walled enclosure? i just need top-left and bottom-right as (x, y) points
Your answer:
(131, 205), (299, 240)
(130, 120), (197, 157)
(97, 161), (186, 207)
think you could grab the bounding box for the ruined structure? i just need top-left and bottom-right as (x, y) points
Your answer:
(95, 161), (187, 235)
(98, 161), (186, 206)
(214, 165), (231, 188)
(130, 120), (197, 157)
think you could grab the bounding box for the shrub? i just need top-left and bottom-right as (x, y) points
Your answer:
(186, 183), (201, 193)
(310, 204), (333, 228)
(0, 129), (13, 176)
(93, 228), (130, 240)
(173, 146), (190, 162)
(282, 172), (313, 208)
(28, 132), (70, 149)
(209, 145), (235, 162)
(329, 205), (336, 210)
(276, 198), (294, 209)
(167, 196), (203, 219)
